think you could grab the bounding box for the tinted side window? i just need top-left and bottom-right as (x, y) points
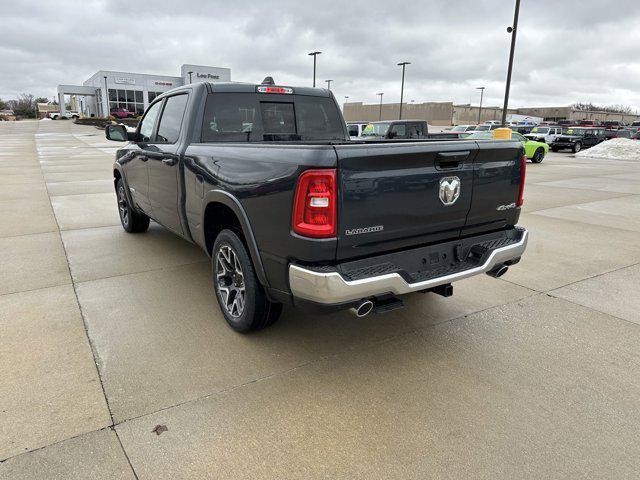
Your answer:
(391, 124), (407, 138)
(156, 94), (188, 143)
(139, 101), (162, 142)
(295, 96), (345, 140)
(347, 125), (359, 136)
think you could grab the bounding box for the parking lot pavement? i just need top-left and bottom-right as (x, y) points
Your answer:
(1, 121), (639, 479)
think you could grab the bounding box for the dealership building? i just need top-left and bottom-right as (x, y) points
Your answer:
(57, 64), (231, 117)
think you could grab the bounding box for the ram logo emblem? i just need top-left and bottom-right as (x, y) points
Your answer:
(439, 176), (461, 206)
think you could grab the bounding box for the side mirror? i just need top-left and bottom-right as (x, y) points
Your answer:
(387, 130), (396, 139)
(105, 124), (130, 142)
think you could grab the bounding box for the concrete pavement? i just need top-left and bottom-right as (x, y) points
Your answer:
(1, 119), (640, 479)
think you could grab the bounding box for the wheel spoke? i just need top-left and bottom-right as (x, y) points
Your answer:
(215, 244), (246, 318)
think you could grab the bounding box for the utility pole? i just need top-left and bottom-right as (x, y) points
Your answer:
(476, 87), (485, 124)
(501, 0), (521, 127)
(377, 92), (384, 121)
(187, 71), (193, 84)
(103, 75), (108, 118)
(397, 61), (410, 119)
(325, 79), (333, 90)
(308, 51), (322, 87)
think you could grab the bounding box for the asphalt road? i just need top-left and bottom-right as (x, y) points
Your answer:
(1, 120), (640, 479)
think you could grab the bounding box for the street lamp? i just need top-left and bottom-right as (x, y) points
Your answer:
(501, 0), (521, 127)
(103, 75), (108, 117)
(325, 79), (333, 90)
(187, 71), (193, 84)
(308, 51), (322, 87)
(397, 61), (410, 120)
(377, 92), (384, 121)
(476, 87), (485, 124)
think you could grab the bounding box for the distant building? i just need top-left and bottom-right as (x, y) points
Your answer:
(344, 101), (640, 126)
(36, 103), (58, 119)
(57, 64), (231, 118)
(0, 109), (16, 121)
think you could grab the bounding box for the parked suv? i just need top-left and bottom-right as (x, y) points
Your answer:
(525, 126), (562, 144)
(361, 120), (428, 139)
(346, 122), (369, 139)
(550, 127), (606, 153)
(110, 107), (137, 119)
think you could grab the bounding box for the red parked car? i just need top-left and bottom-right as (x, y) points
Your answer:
(110, 108), (136, 119)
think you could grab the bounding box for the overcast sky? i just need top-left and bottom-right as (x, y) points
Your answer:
(1, 0), (639, 110)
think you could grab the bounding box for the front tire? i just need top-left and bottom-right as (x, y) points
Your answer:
(116, 178), (149, 233)
(212, 229), (282, 332)
(572, 142), (582, 153)
(532, 148), (545, 163)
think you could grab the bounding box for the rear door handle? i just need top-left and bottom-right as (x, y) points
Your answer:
(162, 158), (177, 166)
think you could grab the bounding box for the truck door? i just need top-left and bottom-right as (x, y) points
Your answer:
(146, 93), (189, 235)
(125, 101), (162, 214)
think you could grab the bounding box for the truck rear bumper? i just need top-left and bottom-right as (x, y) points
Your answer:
(289, 227), (528, 305)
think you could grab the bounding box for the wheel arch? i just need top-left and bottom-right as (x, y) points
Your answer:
(202, 190), (269, 288)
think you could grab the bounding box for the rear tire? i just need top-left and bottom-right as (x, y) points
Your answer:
(532, 148), (545, 163)
(551, 147), (559, 152)
(116, 178), (149, 233)
(212, 229), (282, 332)
(572, 142), (582, 153)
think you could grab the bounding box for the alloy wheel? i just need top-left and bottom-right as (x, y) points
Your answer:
(117, 185), (129, 227)
(215, 245), (246, 318)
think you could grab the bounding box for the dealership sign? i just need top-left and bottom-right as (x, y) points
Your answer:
(196, 72), (220, 80)
(114, 77), (136, 85)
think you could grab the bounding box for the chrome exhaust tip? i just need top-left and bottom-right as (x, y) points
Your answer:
(350, 300), (374, 317)
(487, 265), (509, 278)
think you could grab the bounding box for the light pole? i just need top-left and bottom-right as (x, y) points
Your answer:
(476, 87), (485, 124)
(501, 0), (521, 127)
(377, 92), (384, 121)
(187, 71), (193, 84)
(344, 95), (349, 111)
(325, 79), (333, 90)
(308, 51), (322, 87)
(397, 61), (410, 120)
(103, 75), (108, 117)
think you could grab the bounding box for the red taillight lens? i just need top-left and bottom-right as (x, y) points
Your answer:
(517, 154), (526, 207)
(292, 169), (337, 238)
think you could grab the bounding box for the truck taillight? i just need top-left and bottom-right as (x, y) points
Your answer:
(517, 154), (526, 207)
(292, 169), (337, 238)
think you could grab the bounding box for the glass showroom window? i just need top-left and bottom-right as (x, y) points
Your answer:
(108, 88), (144, 116)
(148, 91), (163, 103)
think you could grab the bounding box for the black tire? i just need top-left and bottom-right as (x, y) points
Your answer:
(116, 178), (149, 233)
(572, 142), (582, 153)
(551, 147), (559, 152)
(532, 148), (545, 163)
(212, 229), (282, 332)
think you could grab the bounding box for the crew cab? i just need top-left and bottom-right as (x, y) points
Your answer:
(550, 127), (606, 153)
(105, 80), (528, 332)
(48, 111), (79, 120)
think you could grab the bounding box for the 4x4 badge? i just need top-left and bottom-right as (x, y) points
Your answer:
(439, 176), (461, 206)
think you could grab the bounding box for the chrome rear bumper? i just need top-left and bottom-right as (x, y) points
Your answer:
(289, 229), (528, 304)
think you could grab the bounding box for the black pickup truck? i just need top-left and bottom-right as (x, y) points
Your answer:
(106, 80), (528, 332)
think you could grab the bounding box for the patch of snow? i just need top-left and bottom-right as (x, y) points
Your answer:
(576, 138), (640, 161)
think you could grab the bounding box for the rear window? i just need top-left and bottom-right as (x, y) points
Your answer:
(201, 93), (345, 142)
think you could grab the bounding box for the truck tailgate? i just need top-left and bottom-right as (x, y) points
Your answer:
(333, 139), (523, 261)
(334, 141), (478, 260)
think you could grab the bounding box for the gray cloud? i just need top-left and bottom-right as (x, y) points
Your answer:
(1, 0), (639, 111)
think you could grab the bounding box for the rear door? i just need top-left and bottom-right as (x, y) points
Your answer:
(334, 141), (477, 260)
(146, 93), (189, 234)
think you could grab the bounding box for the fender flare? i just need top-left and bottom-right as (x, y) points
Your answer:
(202, 190), (269, 288)
(112, 164), (137, 211)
